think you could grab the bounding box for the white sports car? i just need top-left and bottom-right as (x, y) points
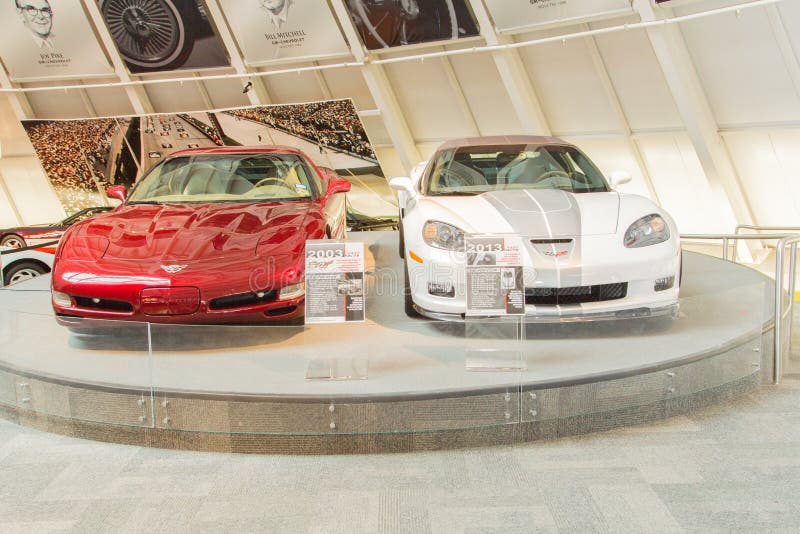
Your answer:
(390, 136), (681, 322)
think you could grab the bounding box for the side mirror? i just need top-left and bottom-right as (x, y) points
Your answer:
(321, 178), (350, 207)
(609, 171), (632, 188)
(389, 176), (416, 213)
(326, 179), (351, 196)
(106, 185), (127, 203)
(389, 177), (414, 194)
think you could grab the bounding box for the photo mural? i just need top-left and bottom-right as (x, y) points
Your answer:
(345, 0), (480, 50)
(96, 0), (230, 73)
(21, 100), (397, 224)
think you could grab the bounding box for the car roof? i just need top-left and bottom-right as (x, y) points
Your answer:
(169, 145), (304, 157)
(436, 135), (574, 150)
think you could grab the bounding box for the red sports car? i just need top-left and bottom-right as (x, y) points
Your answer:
(51, 146), (351, 328)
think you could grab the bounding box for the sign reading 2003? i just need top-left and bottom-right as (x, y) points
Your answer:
(305, 241), (365, 324)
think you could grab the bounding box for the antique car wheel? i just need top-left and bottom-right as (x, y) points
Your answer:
(0, 234), (26, 249)
(3, 262), (47, 286)
(101, 0), (195, 71)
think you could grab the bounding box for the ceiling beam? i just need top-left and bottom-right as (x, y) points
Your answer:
(81, 0), (153, 115)
(466, 0), (551, 136)
(329, 0), (421, 173)
(633, 0), (755, 229)
(582, 26), (661, 204)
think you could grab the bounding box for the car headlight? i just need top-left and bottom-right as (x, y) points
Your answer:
(52, 290), (72, 307)
(422, 221), (465, 251)
(279, 282), (305, 300)
(624, 214), (670, 248)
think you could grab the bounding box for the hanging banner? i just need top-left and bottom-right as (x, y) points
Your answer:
(345, 0), (479, 50)
(96, 0), (230, 73)
(484, 0), (632, 32)
(0, 0), (112, 81)
(219, 0), (349, 65)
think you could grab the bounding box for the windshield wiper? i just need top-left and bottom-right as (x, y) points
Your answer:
(127, 200), (164, 205)
(430, 191), (480, 196)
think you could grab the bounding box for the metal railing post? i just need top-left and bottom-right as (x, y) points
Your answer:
(774, 241), (785, 385)
(682, 229), (800, 386)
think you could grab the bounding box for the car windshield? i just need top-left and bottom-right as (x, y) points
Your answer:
(127, 153), (318, 204)
(425, 144), (610, 196)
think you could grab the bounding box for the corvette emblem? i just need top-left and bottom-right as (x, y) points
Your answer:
(532, 239), (574, 259)
(161, 265), (188, 274)
(542, 250), (569, 258)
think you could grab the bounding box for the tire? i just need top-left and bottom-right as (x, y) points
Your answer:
(403, 260), (420, 318)
(0, 234), (26, 248)
(3, 261), (47, 286)
(101, 0), (195, 72)
(397, 221), (405, 259)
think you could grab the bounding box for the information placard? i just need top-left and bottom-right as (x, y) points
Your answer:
(305, 240), (365, 324)
(465, 235), (525, 316)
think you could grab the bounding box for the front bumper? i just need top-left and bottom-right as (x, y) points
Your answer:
(413, 302), (679, 323)
(51, 258), (305, 326)
(406, 235), (681, 321)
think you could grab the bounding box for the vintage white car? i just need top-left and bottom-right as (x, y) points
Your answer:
(390, 136), (681, 322)
(1, 245), (56, 286)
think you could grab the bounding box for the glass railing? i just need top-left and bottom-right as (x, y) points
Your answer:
(0, 259), (771, 441)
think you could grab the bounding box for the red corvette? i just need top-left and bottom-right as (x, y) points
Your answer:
(51, 146), (351, 328)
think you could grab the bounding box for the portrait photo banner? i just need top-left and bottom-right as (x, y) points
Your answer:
(0, 0), (113, 81)
(96, 0), (230, 73)
(219, 0), (349, 65)
(484, 0), (633, 32)
(345, 0), (480, 50)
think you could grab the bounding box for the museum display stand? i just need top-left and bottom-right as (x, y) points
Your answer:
(0, 233), (776, 454)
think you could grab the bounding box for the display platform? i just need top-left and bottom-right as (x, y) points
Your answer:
(0, 232), (775, 454)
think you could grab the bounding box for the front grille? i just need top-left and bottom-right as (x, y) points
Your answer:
(525, 283), (627, 306)
(530, 239), (573, 244)
(209, 290), (277, 311)
(74, 296), (134, 312)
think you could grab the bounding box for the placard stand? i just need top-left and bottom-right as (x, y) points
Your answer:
(464, 317), (526, 372)
(306, 356), (369, 380)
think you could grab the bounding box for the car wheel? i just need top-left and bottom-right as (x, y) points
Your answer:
(403, 260), (420, 318)
(0, 234), (26, 248)
(3, 261), (47, 286)
(101, 0), (195, 72)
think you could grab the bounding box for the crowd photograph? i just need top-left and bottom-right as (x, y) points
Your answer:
(22, 99), (392, 220)
(22, 118), (127, 214)
(225, 100), (376, 161)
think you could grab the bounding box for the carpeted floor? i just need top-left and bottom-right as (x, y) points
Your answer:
(0, 367), (799, 532)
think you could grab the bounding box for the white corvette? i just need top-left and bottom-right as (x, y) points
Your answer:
(390, 136), (681, 322)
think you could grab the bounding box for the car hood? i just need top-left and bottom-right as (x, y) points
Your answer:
(67, 202), (311, 262)
(419, 189), (621, 236)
